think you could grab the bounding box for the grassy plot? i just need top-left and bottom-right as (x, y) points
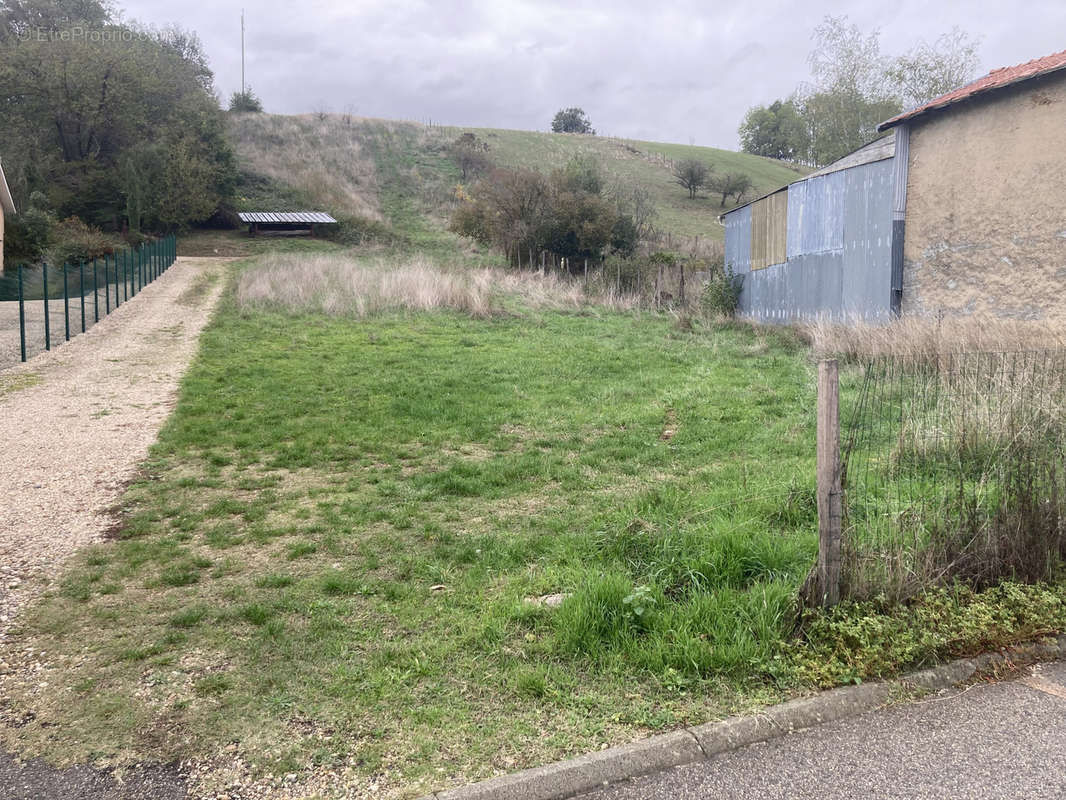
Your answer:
(1, 265), (820, 795)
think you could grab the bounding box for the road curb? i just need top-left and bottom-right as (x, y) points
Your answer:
(421, 635), (1065, 800)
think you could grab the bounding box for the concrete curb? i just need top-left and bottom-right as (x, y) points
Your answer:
(421, 634), (1066, 800)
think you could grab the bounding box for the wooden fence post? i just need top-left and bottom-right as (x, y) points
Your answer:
(679, 262), (686, 307)
(816, 359), (843, 607)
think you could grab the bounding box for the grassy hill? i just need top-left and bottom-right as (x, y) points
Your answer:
(227, 114), (805, 248)
(461, 127), (805, 240)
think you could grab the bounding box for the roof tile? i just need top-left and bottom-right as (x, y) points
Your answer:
(879, 48), (1066, 130)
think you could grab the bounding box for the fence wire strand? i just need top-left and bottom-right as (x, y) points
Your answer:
(840, 350), (1066, 601)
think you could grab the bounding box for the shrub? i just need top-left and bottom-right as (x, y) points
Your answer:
(3, 192), (54, 265)
(700, 263), (744, 316)
(45, 216), (113, 266)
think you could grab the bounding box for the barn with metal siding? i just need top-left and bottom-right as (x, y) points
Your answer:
(722, 135), (899, 324)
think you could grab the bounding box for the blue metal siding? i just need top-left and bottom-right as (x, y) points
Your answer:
(724, 205), (753, 316)
(724, 155), (895, 324)
(724, 205), (751, 274)
(842, 159), (895, 321)
(787, 171), (845, 258)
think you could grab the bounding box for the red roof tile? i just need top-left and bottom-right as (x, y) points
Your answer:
(879, 48), (1066, 130)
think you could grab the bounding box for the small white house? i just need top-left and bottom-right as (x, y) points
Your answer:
(0, 160), (15, 266)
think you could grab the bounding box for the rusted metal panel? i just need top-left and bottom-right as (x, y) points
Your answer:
(750, 190), (788, 270)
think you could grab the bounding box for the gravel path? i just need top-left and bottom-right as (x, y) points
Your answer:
(0, 257), (228, 642)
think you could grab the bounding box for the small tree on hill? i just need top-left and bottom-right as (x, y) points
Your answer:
(449, 133), (493, 181)
(551, 107), (595, 134)
(672, 159), (710, 198)
(228, 87), (263, 113)
(708, 172), (753, 207)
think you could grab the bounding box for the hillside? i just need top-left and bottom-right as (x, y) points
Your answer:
(227, 113), (805, 246)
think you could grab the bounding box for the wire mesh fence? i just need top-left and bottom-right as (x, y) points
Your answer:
(838, 350), (1066, 602)
(1, 235), (177, 368)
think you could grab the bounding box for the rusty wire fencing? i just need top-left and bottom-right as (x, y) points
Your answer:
(836, 350), (1066, 602)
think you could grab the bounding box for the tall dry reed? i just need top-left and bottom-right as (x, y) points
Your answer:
(235, 253), (644, 317)
(805, 314), (1066, 359)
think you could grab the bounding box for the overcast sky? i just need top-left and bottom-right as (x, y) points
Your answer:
(119, 0), (1066, 149)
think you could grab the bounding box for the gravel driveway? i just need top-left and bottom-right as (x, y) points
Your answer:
(0, 257), (228, 640)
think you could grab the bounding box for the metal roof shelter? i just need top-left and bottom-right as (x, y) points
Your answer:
(237, 211), (337, 236)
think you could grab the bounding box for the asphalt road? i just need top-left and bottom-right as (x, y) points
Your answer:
(0, 753), (186, 800)
(581, 661), (1066, 800)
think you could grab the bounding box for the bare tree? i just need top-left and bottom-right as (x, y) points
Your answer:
(448, 133), (493, 181)
(672, 159), (711, 199)
(708, 172), (754, 207)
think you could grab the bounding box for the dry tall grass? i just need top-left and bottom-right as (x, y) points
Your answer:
(805, 314), (1066, 358)
(228, 114), (386, 221)
(236, 253), (645, 317)
(840, 348), (1066, 602)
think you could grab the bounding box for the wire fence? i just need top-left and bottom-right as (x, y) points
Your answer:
(1, 235), (177, 367)
(838, 350), (1066, 602)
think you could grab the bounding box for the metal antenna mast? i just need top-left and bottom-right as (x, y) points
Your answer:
(241, 9), (245, 95)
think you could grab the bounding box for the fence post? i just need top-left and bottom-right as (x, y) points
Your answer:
(62, 263), (70, 341)
(679, 262), (686, 307)
(17, 265), (26, 363)
(93, 258), (99, 322)
(42, 262), (50, 351)
(104, 255), (110, 314)
(815, 359), (843, 607)
(79, 260), (86, 333)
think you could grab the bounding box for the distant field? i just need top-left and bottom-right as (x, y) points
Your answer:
(228, 114), (805, 245)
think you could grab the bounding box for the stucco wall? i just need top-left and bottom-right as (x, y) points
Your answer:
(902, 71), (1066, 321)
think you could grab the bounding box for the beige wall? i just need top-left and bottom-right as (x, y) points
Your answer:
(902, 71), (1066, 321)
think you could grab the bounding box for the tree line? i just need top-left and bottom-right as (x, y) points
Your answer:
(0, 0), (237, 265)
(739, 17), (980, 166)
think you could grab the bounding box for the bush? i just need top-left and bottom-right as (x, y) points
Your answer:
(3, 192), (53, 266)
(45, 216), (114, 266)
(700, 263), (744, 316)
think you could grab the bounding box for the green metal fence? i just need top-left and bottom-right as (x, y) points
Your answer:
(12, 234), (178, 363)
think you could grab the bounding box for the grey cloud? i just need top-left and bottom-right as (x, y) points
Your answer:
(123, 0), (1066, 147)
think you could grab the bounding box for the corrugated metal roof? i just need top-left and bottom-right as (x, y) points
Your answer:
(0, 159), (15, 215)
(721, 135), (895, 219)
(804, 135), (895, 179)
(237, 212), (338, 224)
(879, 48), (1066, 131)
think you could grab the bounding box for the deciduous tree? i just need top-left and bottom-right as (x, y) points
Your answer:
(672, 159), (710, 199)
(551, 107), (594, 134)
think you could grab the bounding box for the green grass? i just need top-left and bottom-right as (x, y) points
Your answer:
(6, 258), (1066, 797)
(3, 266), (820, 794)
